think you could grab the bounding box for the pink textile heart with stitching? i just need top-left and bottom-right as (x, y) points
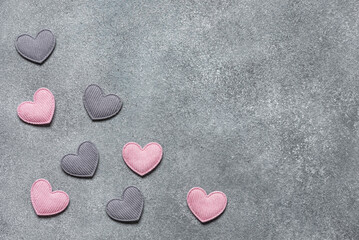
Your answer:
(17, 88), (55, 125)
(31, 179), (69, 216)
(187, 187), (227, 223)
(122, 142), (163, 176)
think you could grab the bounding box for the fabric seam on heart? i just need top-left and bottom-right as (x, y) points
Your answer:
(122, 142), (163, 176)
(15, 29), (56, 64)
(60, 141), (99, 177)
(187, 187), (227, 222)
(106, 186), (144, 222)
(17, 88), (55, 125)
(31, 179), (69, 216)
(83, 84), (123, 120)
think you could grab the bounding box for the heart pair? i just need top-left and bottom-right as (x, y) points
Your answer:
(30, 179), (226, 223)
(108, 186), (228, 223)
(31, 179), (144, 221)
(60, 142), (163, 178)
(17, 85), (122, 125)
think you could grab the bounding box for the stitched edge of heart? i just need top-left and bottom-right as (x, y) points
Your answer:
(83, 84), (123, 121)
(60, 141), (99, 178)
(105, 186), (144, 222)
(187, 187), (227, 223)
(30, 179), (69, 216)
(122, 142), (163, 176)
(17, 88), (55, 125)
(15, 29), (56, 64)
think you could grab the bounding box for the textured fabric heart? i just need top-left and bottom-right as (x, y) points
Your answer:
(122, 142), (163, 176)
(17, 88), (55, 125)
(15, 29), (55, 64)
(61, 141), (99, 178)
(31, 179), (69, 216)
(83, 84), (123, 120)
(187, 187), (227, 223)
(106, 186), (144, 222)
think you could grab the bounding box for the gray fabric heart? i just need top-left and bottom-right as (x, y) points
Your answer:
(83, 84), (123, 120)
(61, 141), (99, 178)
(106, 186), (144, 222)
(15, 29), (56, 64)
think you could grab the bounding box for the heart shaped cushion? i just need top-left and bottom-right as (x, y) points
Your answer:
(106, 186), (144, 222)
(31, 179), (69, 216)
(187, 187), (227, 223)
(83, 84), (122, 120)
(17, 88), (55, 125)
(122, 142), (163, 176)
(15, 29), (56, 64)
(61, 141), (99, 178)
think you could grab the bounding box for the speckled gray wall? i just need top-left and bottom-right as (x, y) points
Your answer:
(1, 0), (359, 239)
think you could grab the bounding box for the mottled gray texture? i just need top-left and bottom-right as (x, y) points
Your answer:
(61, 141), (99, 178)
(83, 84), (123, 120)
(15, 29), (55, 64)
(106, 186), (144, 222)
(1, 0), (359, 239)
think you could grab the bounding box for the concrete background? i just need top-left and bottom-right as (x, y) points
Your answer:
(1, 0), (359, 239)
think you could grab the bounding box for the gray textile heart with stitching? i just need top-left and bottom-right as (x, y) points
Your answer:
(83, 84), (123, 120)
(61, 141), (99, 178)
(106, 186), (144, 222)
(15, 29), (56, 64)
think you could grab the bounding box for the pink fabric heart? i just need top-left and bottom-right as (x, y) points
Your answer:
(30, 179), (69, 216)
(122, 142), (163, 176)
(187, 187), (227, 223)
(17, 88), (55, 125)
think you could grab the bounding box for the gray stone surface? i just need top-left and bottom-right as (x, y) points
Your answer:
(1, 0), (359, 239)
